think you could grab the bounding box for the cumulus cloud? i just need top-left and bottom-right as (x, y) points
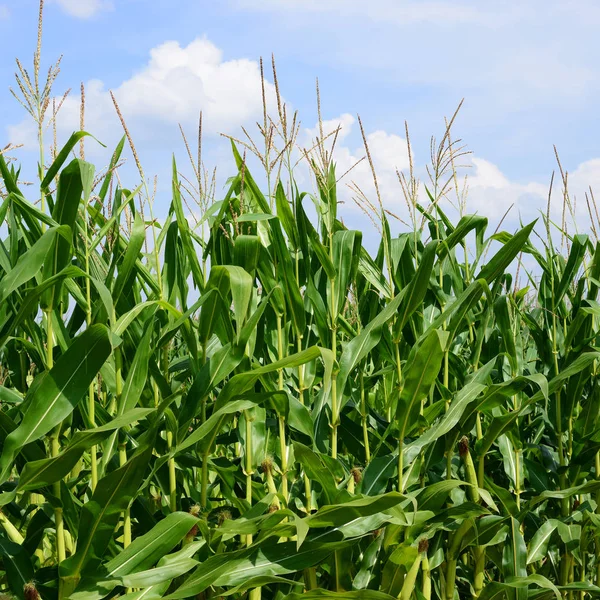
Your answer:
(299, 114), (414, 226)
(8, 37), (278, 153)
(303, 113), (600, 238)
(333, 129), (409, 211)
(113, 38), (275, 127)
(464, 155), (600, 228)
(468, 158), (510, 190)
(569, 159), (600, 195)
(51, 0), (113, 19)
(463, 158), (548, 221)
(302, 114), (408, 178)
(305, 113), (355, 144)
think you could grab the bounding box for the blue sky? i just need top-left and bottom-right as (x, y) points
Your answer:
(1, 0), (599, 242)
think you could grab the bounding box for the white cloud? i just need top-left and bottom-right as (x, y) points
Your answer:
(468, 158), (510, 190)
(8, 37), (278, 152)
(0, 4), (9, 19)
(464, 158), (548, 221)
(366, 131), (410, 174)
(569, 159), (600, 195)
(300, 114), (411, 223)
(306, 113), (355, 144)
(302, 113), (600, 236)
(421, 154), (600, 229)
(51, 0), (112, 19)
(114, 38), (275, 127)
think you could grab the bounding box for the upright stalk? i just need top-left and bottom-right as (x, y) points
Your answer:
(276, 316), (289, 502)
(396, 342), (404, 489)
(245, 411), (254, 538)
(119, 444), (131, 548)
(297, 336), (313, 512)
(554, 320), (567, 518)
(329, 254), (338, 459)
(47, 311), (66, 565)
(163, 345), (176, 512)
(84, 197), (98, 492)
(200, 452), (209, 510)
(596, 451), (600, 585)
(245, 410), (260, 600)
(445, 520), (471, 600)
(550, 267), (570, 590)
(360, 371), (370, 463)
(461, 436), (484, 598)
(111, 312), (131, 548)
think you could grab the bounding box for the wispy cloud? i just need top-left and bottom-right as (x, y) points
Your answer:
(0, 4), (10, 20)
(233, 0), (515, 26)
(233, 0), (600, 118)
(50, 0), (113, 19)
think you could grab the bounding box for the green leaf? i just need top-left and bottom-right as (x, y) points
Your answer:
(41, 131), (101, 189)
(527, 519), (558, 564)
(362, 453), (397, 496)
(112, 211), (145, 303)
(17, 408), (154, 491)
(476, 221), (536, 284)
(285, 592), (397, 600)
(337, 293), (403, 411)
(165, 540), (345, 598)
(478, 575), (560, 600)
(105, 512), (199, 578)
(60, 446), (153, 585)
(176, 399), (257, 456)
(306, 493), (405, 528)
(275, 181), (299, 248)
(395, 240), (438, 333)
(42, 159), (94, 310)
(0, 225), (69, 303)
(0, 535), (34, 598)
(437, 214), (487, 260)
(0, 324), (112, 482)
(172, 156), (205, 291)
(270, 218), (306, 334)
(332, 230), (362, 319)
(198, 267), (230, 346)
(397, 329), (447, 440)
(404, 361), (493, 463)
(555, 233), (588, 306)
(501, 517), (528, 600)
(293, 441), (343, 505)
(214, 347), (333, 411)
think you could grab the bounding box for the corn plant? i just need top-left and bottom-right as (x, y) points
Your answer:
(4, 5), (600, 600)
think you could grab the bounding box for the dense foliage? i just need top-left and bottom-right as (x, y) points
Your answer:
(2, 124), (600, 600)
(3, 9), (600, 600)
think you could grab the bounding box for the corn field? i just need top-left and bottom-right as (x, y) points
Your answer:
(3, 7), (600, 600)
